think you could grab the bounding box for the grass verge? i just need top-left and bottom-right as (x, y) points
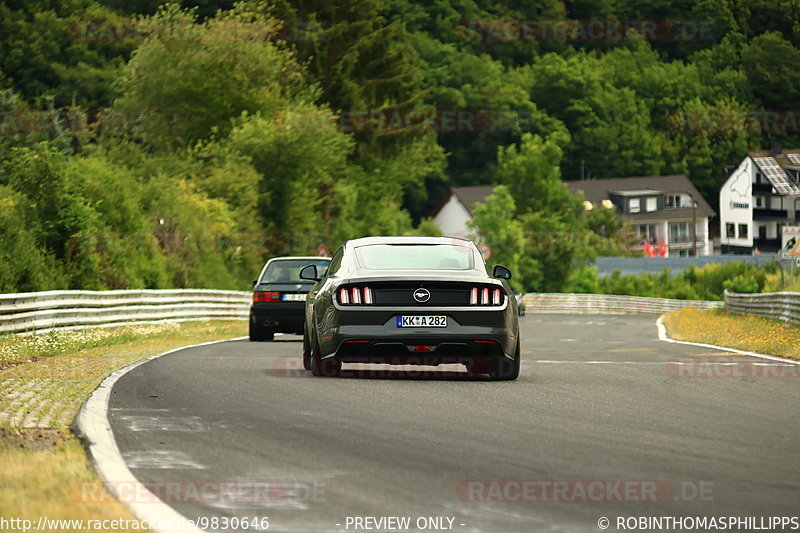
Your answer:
(662, 308), (800, 361)
(0, 320), (246, 531)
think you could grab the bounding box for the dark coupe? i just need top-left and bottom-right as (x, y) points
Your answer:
(300, 236), (520, 380)
(249, 256), (332, 341)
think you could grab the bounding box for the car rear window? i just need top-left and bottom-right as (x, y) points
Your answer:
(354, 244), (475, 270)
(261, 259), (331, 283)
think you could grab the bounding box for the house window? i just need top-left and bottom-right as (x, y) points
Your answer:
(645, 197), (657, 212)
(637, 224), (656, 241)
(755, 196), (764, 208)
(629, 198), (640, 213)
(726, 223), (735, 238)
(738, 224), (748, 238)
(669, 222), (691, 243)
(666, 194), (682, 208)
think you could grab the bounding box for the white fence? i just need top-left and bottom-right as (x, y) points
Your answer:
(724, 290), (800, 325)
(0, 289), (251, 334)
(523, 293), (722, 314)
(0, 288), (729, 335)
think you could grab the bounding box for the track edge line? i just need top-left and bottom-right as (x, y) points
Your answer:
(656, 314), (800, 365)
(74, 336), (248, 533)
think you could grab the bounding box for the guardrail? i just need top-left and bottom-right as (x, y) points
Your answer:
(0, 288), (728, 334)
(523, 293), (723, 314)
(0, 289), (251, 334)
(724, 290), (800, 325)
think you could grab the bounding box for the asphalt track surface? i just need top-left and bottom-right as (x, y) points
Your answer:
(108, 314), (800, 533)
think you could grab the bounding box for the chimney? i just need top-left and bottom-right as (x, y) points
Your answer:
(771, 143), (783, 156)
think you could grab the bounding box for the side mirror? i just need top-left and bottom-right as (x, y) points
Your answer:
(493, 265), (512, 280)
(300, 264), (320, 282)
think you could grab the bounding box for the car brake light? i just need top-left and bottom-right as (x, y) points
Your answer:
(493, 288), (501, 305)
(253, 291), (281, 303)
(410, 345), (434, 352)
(470, 287), (478, 305)
(481, 287), (489, 305)
(338, 285), (373, 305)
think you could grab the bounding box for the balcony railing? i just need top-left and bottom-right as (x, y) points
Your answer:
(753, 208), (789, 220)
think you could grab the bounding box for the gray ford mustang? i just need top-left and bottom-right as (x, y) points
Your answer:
(299, 236), (520, 380)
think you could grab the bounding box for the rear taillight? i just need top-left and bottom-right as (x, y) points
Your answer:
(253, 291), (281, 303)
(468, 285), (505, 306)
(338, 285), (373, 305)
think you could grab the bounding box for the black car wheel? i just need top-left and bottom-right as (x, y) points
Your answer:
(490, 339), (520, 381)
(249, 322), (274, 342)
(309, 329), (341, 377)
(302, 322), (312, 371)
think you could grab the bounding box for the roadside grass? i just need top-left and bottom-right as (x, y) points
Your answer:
(0, 320), (246, 531)
(663, 308), (800, 361)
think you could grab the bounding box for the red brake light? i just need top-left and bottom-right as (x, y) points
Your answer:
(253, 291), (281, 303)
(481, 287), (489, 305)
(493, 288), (501, 305)
(339, 288), (349, 304)
(470, 287), (478, 305)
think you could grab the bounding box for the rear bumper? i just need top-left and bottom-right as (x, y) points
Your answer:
(317, 310), (517, 366)
(250, 302), (305, 334)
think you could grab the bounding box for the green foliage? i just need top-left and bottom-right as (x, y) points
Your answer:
(468, 185), (539, 292)
(0, 1), (798, 293)
(111, 4), (306, 150)
(590, 261), (779, 300)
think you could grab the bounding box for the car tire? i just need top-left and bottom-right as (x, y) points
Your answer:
(490, 339), (520, 381)
(302, 322), (312, 371)
(309, 332), (340, 377)
(249, 322), (274, 342)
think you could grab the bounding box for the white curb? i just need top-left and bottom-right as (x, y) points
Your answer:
(75, 336), (247, 533)
(656, 315), (800, 365)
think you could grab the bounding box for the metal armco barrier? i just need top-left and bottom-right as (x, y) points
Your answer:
(0, 289), (729, 334)
(523, 293), (723, 314)
(0, 289), (251, 334)
(724, 290), (800, 325)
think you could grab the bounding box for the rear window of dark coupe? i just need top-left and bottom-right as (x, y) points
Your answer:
(354, 243), (475, 271)
(261, 259), (331, 283)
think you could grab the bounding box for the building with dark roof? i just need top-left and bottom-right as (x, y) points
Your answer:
(566, 175), (715, 256)
(432, 176), (715, 256)
(431, 186), (496, 240)
(719, 147), (800, 254)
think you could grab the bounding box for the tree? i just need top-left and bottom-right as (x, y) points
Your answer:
(111, 4), (304, 150)
(468, 185), (541, 291)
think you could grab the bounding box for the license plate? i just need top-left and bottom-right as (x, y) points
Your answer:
(396, 315), (447, 328)
(281, 293), (306, 302)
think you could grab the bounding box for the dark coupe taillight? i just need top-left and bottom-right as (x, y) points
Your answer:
(253, 291), (281, 303)
(338, 285), (374, 305)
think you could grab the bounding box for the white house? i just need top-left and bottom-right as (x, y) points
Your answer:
(431, 185), (495, 239)
(432, 176), (715, 257)
(719, 147), (800, 254)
